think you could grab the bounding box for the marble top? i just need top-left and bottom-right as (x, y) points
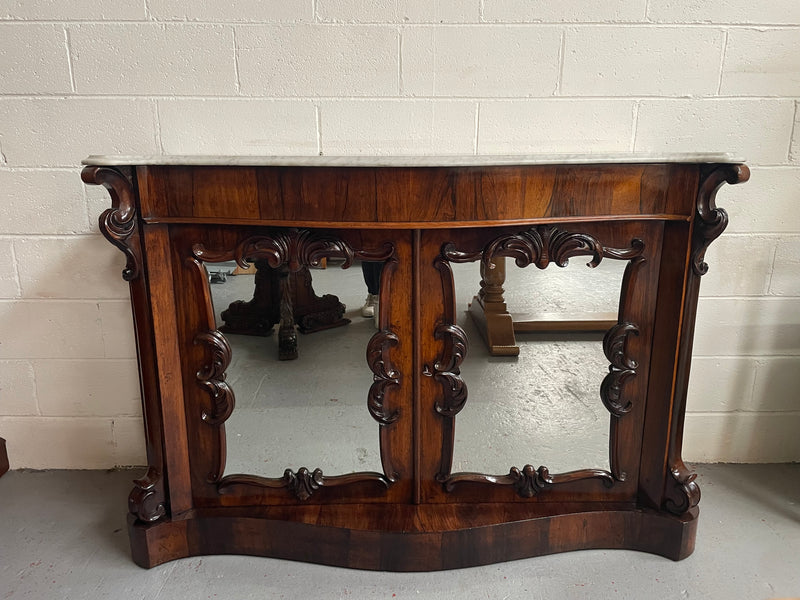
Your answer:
(82, 153), (743, 167)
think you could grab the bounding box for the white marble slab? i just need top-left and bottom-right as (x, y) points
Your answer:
(82, 153), (744, 167)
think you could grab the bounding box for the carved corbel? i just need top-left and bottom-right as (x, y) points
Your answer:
(128, 467), (167, 522)
(692, 164), (750, 276)
(81, 166), (140, 281)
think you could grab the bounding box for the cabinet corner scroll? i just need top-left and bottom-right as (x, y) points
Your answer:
(692, 164), (750, 277)
(82, 165), (141, 281)
(128, 466), (167, 523)
(664, 461), (701, 515)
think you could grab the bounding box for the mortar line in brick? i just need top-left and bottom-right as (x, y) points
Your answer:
(8, 238), (22, 303)
(2, 20), (799, 27)
(63, 27), (76, 93)
(789, 101), (799, 162)
(0, 92), (796, 101)
(142, 0), (151, 20)
(153, 101), (164, 154)
(479, 0), (485, 22)
(555, 29), (566, 96)
(766, 243), (779, 296)
(643, 0), (651, 21)
(232, 27), (242, 94)
(685, 410), (800, 416)
(473, 102), (480, 154)
(716, 29), (729, 95)
(630, 101), (640, 151)
(398, 27), (403, 95)
(315, 104), (322, 155)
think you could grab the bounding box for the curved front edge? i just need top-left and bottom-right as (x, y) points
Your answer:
(128, 506), (698, 570)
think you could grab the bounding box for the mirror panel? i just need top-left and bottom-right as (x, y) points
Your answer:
(449, 257), (627, 476)
(206, 259), (384, 478)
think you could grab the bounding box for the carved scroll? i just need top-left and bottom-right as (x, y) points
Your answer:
(692, 164), (750, 277)
(367, 330), (401, 425)
(128, 467), (167, 522)
(438, 225), (645, 496)
(194, 330), (235, 426)
(218, 468), (391, 501)
(445, 465), (613, 497)
(82, 166), (140, 281)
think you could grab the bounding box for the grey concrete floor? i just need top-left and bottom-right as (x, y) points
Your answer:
(1, 464), (799, 599)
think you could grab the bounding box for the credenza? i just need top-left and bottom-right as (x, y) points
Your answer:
(82, 154), (748, 570)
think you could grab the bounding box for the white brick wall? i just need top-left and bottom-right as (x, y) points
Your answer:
(0, 2), (798, 468)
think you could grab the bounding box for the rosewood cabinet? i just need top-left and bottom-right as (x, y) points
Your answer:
(83, 154), (748, 570)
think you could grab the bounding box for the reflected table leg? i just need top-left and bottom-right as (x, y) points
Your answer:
(469, 256), (618, 356)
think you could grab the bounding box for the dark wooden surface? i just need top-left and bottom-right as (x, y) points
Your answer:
(84, 159), (748, 570)
(0, 437), (8, 478)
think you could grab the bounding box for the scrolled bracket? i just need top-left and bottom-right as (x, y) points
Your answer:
(194, 330), (235, 426)
(366, 329), (401, 425)
(664, 462), (701, 515)
(128, 466), (167, 523)
(430, 323), (468, 418)
(82, 165), (140, 281)
(600, 322), (640, 417)
(692, 164), (749, 277)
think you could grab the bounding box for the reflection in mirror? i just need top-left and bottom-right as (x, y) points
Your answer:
(207, 259), (383, 477)
(450, 258), (627, 475)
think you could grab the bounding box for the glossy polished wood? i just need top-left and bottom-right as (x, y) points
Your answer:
(83, 157), (748, 570)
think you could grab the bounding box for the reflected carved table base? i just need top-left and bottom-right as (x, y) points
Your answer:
(470, 256), (618, 356)
(219, 259), (348, 360)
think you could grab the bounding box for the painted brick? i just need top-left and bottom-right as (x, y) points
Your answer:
(0, 417), (115, 469)
(769, 236), (800, 296)
(111, 416), (147, 466)
(478, 99), (635, 153)
(0, 239), (20, 298)
(15, 236), (130, 300)
(791, 105), (800, 164)
(321, 100), (475, 155)
(683, 413), (800, 463)
(0, 300), (105, 359)
(721, 29), (800, 97)
(722, 168), (800, 234)
(0, 360), (37, 415)
(694, 298), (800, 357)
(237, 25), (398, 97)
(402, 26), (561, 97)
(562, 27), (723, 97)
(752, 357), (800, 412)
(700, 235), (776, 297)
(317, 0), (477, 23)
(0, 98), (158, 167)
(99, 301), (137, 359)
(35, 359), (141, 417)
(483, 0), (647, 22)
(687, 357), (757, 412)
(0, 0), (145, 20)
(647, 0), (800, 25)
(148, 0), (312, 22)
(635, 99), (795, 165)
(0, 170), (90, 234)
(0, 24), (71, 93)
(69, 24), (236, 95)
(158, 99), (318, 155)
